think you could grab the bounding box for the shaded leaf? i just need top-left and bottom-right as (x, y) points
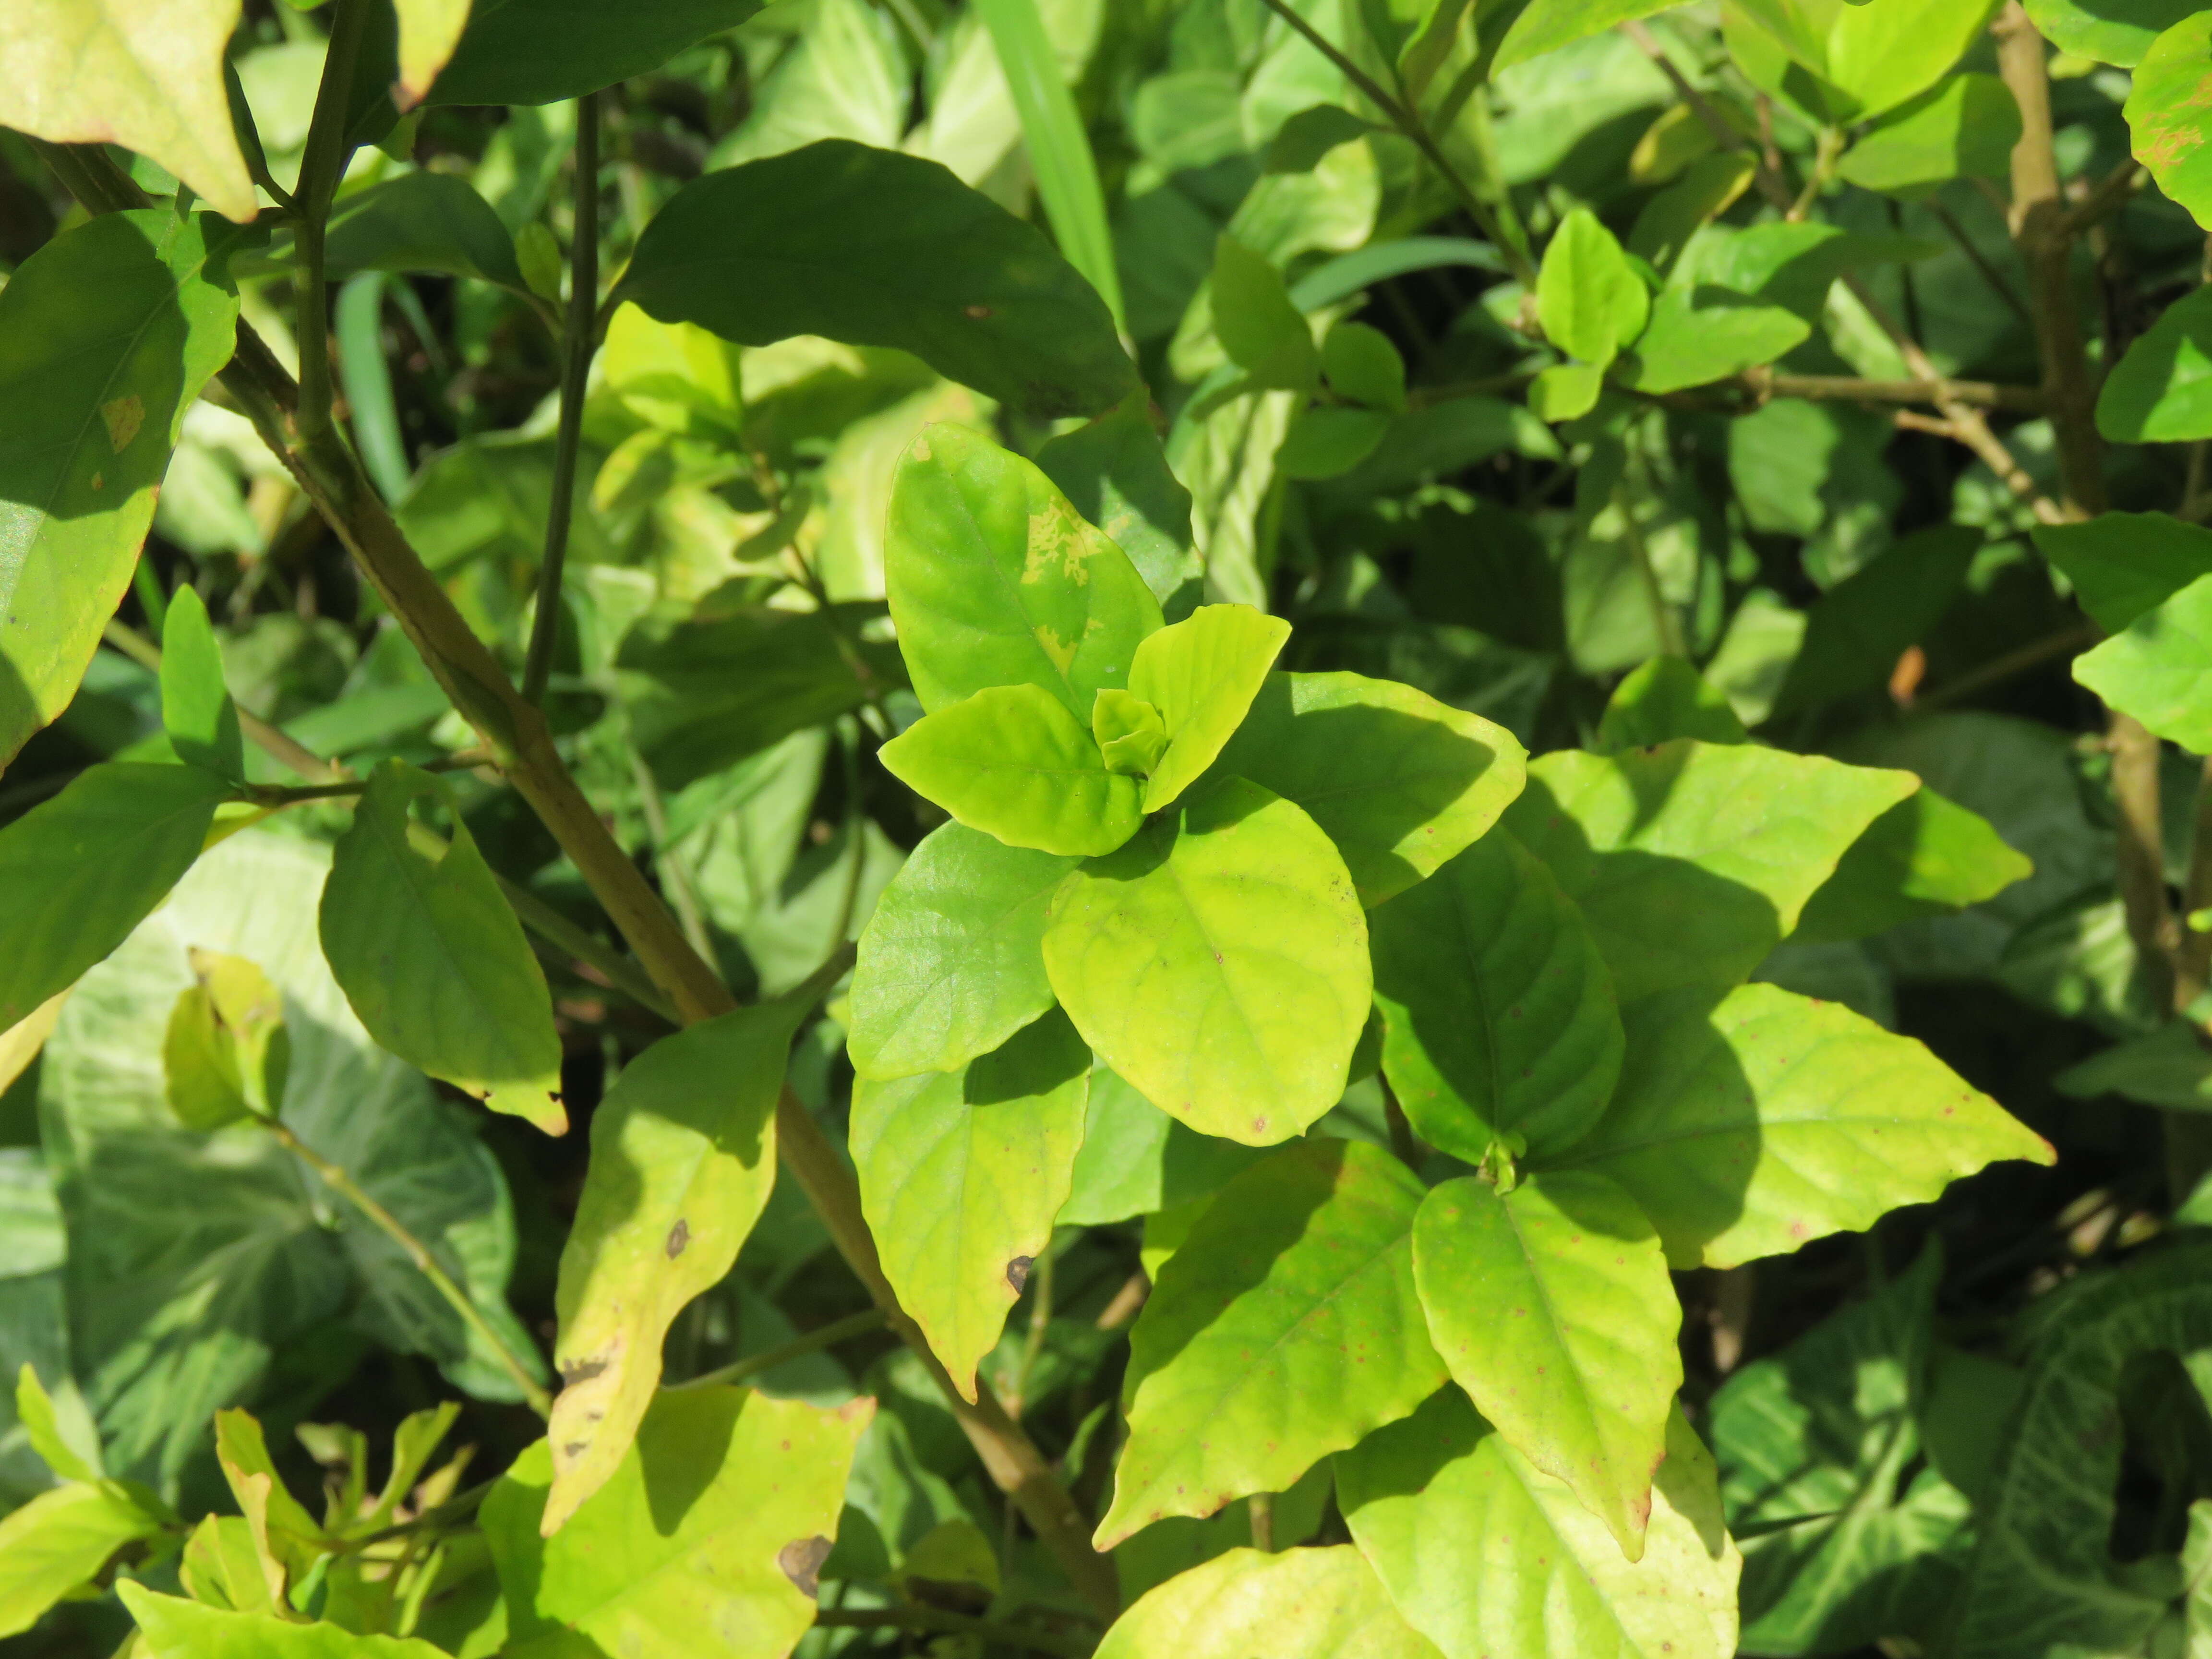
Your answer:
(320, 173), (524, 289)
(886, 423), (1163, 719)
(846, 823), (1075, 1082)
(0, 762), (230, 1030)
(427, 0), (762, 104)
(1372, 830), (1623, 1162)
(1595, 658), (1748, 751)
(163, 950), (289, 1130)
(483, 1386), (870, 1659)
(320, 761), (565, 1134)
(1215, 671), (1526, 907)
(620, 140), (1137, 421)
(160, 587), (243, 781)
(2098, 284), (2212, 442)
(2031, 510), (2212, 632)
(1338, 1388), (1740, 1659)
(1794, 789), (2033, 944)
(2056, 1022), (2212, 1111)
(1098, 1140), (1444, 1547)
(1770, 524), (1980, 717)
(0, 211), (246, 766)
(2073, 571), (2212, 752)
(1044, 778), (1370, 1145)
(1212, 237), (1319, 391)
(879, 683), (1142, 857)
(852, 1010), (1090, 1399)
(543, 995), (811, 1534)
(1547, 982), (2053, 1268)
(1503, 742), (1917, 1007)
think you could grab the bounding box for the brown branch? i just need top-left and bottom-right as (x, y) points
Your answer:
(1744, 370), (2045, 412)
(44, 145), (1120, 1618)
(2056, 159), (2148, 241)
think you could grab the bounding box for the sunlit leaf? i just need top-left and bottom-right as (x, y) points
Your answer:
(543, 995), (810, 1534)
(1098, 1140), (1444, 1547)
(1044, 779), (1370, 1145)
(0, 1482), (168, 1637)
(2072, 571), (2212, 752)
(124, 1584), (448, 1655)
(1094, 1545), (1444, 1659)
(853, 1010), (1089, 1400)
(1128, 604), (1290, 812)
(2125, 12), (2212, 231)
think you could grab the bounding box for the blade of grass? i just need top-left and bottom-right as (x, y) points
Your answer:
(974, 0), (1124, 332)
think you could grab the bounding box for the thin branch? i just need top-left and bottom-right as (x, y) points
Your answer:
(1926, 198), (2032, 326)
(524, 91), (600, 705)
(1911, 623), (2097, 710)
(2056, 159), (2148, 240)
(41, 134), (1121, 1624)
(1742, 369), (2044, 412)
(268, 1118), (553, 1416)
(1623, 19), (1793, 215)
(668, 1308), (886, 1392)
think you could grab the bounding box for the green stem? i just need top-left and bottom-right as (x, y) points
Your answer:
(668, 1308), (886, 1392)
(292, 0), (374, 440)
(267, 1118), (552, 1417)
(523, 91), (600, 705)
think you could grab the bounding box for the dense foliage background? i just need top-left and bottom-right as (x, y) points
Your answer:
(9, 0), (2212, 1652)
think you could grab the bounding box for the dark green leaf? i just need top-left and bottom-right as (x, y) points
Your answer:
(1770, 524), (1978, 716)
(1212, 236), (1320, 391)
(2032, 510), (2212, 632)
(320, 173), (525, 288)
(1595, 658), (1749, 751)
(427, 0), (765, 105)
(620, 140), (1137, 421)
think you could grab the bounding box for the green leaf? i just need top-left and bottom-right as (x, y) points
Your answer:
(1712, 1244), (1970, 1655)
(1211, 237), (1320, 391)
(1372, 830), (1622, 1162)
(542, 995), (810, 1535)
(1494, 0), (1699, 73)
(43, 830), (537, 1487)
(1503, 743), (1917, 1007)
(886, 423), (1164, 719)
(2098, 284), (2212, 441)
(618, 604), (896, 791)
(123, 1584), (449, 1655)
(1214, 671), (1527, 908)
(1128, 604), (1291, 813)
(0, 1482), (168, 1637)
(319, 760), (565, 1135)
(972, 0), (1124, 327)
(879, 684), (1142, 857)
(853, 1009), (1090, 1399)
(1043, 778), (1370, 1145)
(1945, 1241), (2212, 1657)
(1595, 658), (1750, 751)
(1770, 524), (1980, 716)
(1059, 1062), (1269, 1225)
(1835, 74), (2020, 199)
(2126, 12), (2212, 230)
(2026, 0), (2196, 66)
(1733, 0), (2002, 120)
(1338, 1388), (1741, 1659)
(1793, 789), (2033, 944)
(2032, 510), (2212, 632)
(2056, 1022), (2212, 1110)
(484, 1386), (869, 1658)
(319, 173), (524, 289)
(1094, 1545), (1445, 1659)
(1621, 287), (1810, 393)
(1546, 982), (2054, 1268)
(392, 0), (470, 105)
(1034, 396), (1203, 619)
(1529, 362), (1605, 422)
(2073, 571), (2212, 752)
(0, 3), (255, 218)
(163, 950), (290, 1129)
(0, 762), (229, 1030)
(0, 211), (245, 767)
(1538, 209), (1649, 369)
(620, 140), (1136, 421)
(1412, 1172), (1681, 1560)
(846, 823), (1076, 1082)
(160, 587), (243, 781)
(601, 301), (743, 438)
(1098, 1140), (1446, 1547)
(1323, 322), (1408, 412)
(1094, 689), (1170, 775)
(16, 1365), (100, 1483)
(426, 0), (762, 104)
(1278, 408), (1393, 480)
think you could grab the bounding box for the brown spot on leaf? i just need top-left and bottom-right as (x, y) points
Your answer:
(1006, 1256), (1034, 1292)
(666, 1219), (690, 1258)
(964, 304), (993, 318)
(100, 394), (144, 452)
(779, 1535), (832, 1599)
(559, 1357), (608, 1384)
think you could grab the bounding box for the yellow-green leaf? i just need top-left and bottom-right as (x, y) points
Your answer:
(1095, 1545), (1444, 1659)
(0, 2), (255, 218)
(123, 1584), (450, 1656)
(542, 995), (810, 1535)
(0, 1483), (168, 1636)
(1129, 603), (1290, 813)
